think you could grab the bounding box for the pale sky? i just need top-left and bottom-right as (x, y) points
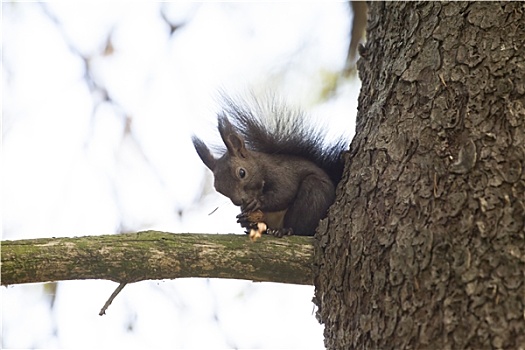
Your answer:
(2, 2), (359, 348)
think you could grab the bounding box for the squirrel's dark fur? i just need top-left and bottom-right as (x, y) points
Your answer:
(193, 95), (347, 236)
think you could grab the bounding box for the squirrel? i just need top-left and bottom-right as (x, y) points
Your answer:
(192, 95), (347, 237)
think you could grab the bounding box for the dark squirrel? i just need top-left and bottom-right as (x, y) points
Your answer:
(192, 96), (347, 236)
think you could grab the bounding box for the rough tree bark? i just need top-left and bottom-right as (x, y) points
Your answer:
(314, 2), (525, 349)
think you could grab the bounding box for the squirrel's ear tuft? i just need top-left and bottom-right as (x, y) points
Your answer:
(218, 114), (248, 158)
(192, 136), (217, 171)
(217, 113), (234, 138)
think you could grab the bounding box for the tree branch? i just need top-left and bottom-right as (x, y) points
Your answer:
(1, 231), (314, 286)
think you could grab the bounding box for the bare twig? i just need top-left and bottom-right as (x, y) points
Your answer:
(99, 282), (128, 316)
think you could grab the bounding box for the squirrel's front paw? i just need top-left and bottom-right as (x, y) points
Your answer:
(236, 212), (252, 228)
(266, 228), (293, 238)
(236, 209), (264, 228)
(241, 198), (261, 213)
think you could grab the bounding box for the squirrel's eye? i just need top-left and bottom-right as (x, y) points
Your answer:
(238, 168), (246, 179)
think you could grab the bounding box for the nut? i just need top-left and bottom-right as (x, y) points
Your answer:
(249, 222), (267, 241)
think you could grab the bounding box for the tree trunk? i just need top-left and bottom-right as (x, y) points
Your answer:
(314, 2), (525, 349)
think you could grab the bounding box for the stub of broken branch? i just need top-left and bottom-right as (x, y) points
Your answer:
(1, 231), (314, 287)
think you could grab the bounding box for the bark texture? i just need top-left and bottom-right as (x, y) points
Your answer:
(314, 2), (525, 349)
(2, 231), (313, 286)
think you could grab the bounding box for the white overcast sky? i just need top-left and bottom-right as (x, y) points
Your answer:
(2, 2), (360, 349)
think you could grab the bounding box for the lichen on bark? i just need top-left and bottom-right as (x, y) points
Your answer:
(2, 231), (314, 286)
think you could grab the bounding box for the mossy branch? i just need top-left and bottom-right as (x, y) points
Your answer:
(1, 231), (314, 286)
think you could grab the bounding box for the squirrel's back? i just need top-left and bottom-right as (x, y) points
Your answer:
(219, 95), (348, 185)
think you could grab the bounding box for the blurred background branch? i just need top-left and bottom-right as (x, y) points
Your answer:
(2, 2), (362, 347)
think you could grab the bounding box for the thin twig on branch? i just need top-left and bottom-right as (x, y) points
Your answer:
(1, 231), (314, 286)
(99, 282), (127, 316)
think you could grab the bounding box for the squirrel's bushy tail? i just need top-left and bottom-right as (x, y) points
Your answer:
(219, 94), (348, 185)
